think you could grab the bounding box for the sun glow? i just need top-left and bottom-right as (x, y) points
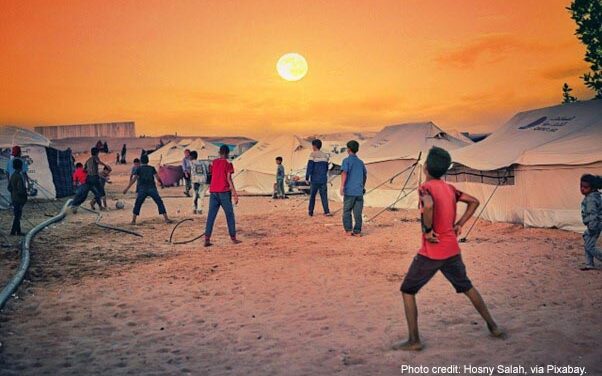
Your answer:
(276, 53), (308, 81)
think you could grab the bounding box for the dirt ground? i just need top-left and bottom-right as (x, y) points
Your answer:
(0, 156), (601, 376)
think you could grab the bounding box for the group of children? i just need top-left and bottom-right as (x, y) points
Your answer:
(6, 138), (601, 353)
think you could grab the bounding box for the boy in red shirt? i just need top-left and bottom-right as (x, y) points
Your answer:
(204, 145), (241, 247)
(72, 162), (87, 188)
(394, 147), (504, 351)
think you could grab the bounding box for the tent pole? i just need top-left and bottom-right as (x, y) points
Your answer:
(364, 152), (422, 221)
(460, 169), (510, 242)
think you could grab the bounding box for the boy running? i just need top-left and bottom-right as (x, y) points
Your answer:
(394, 147), (503, 351)
(71, 147), (110, 211)
(340, 140), (367, 236)
(204, 145), (241, 247)
(123, 154), (172, 224)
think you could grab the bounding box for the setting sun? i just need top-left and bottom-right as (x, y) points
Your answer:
(276, 53), (308, 82)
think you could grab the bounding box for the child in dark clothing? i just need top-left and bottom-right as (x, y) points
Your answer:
(123, 154), (172, 225)
(274, 156), (286, 199)
(393, 147), (503, 351)
(579, 174), (602, 270)
(8, 158), (27, 236)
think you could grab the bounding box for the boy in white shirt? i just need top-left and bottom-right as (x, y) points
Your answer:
(190, 150), (210, 214)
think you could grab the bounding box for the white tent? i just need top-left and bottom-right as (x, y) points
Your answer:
(449, 100), (602, 231)
(147, 138), (220, 166)
(233, 135), (313, 194)
(331, 122), (472, 208)
(0, 126), (56, 208)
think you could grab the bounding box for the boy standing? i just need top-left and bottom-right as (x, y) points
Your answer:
(182, 149), (192, 197)
(340, 140), (367, 236)
(8, 159), (27, 236)
(204, 145), (241, 247)
(306, 139), (331, 216)
(123, 154), (172, 224)
(274, 156), (286, 199)
(394, 147), (503, 351)
(190, 150), (210, 214)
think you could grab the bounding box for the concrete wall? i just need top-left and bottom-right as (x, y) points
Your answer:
(35, 122), (136, 139)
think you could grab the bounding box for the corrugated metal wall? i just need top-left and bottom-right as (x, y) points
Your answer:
(34, 122), (136, 139)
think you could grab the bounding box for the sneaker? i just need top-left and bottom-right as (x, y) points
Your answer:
(580, 264), (597, 271)
(231, 238), (242, 244)
(324, 213), (333, 217)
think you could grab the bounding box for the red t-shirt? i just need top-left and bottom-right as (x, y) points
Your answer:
(209, 158), (234, 193)
(418, 179), (463, 260)
(73, 167), (87, 186)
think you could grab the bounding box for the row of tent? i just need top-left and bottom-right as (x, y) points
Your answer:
(231, 100), (602, 232)
(1, 100), (600, 231)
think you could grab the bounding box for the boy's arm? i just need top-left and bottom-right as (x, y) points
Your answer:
(339, 171), (347, 196)
(227, 172), (238, 204)
(123, 176), (138, 194)
(421, 192), (438, 243)
(582, 195), (600, 229)
(306, 160), (313, 182)
(454, 191), (480, 236)
(363, 165), (368, 192)
(154, 173), (164, 188)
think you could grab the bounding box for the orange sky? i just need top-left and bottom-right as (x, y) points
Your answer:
(0, 0), (593, 138)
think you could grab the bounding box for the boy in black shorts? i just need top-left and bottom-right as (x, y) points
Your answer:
(393, 147), (504, 351)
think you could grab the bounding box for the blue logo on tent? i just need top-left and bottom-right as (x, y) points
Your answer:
(518, 116), (547, 130)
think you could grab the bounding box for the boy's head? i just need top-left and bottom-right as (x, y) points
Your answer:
(133, 158), (140, 166)
(580, 174), (602, 195)
(190, 150), (198, 160)
(219, 145), (230, 158)
(12, 158), (23, 171)
(75, 162), (83, 169)
(312, 139), (322, 151)
(12, 145), (21, 157)
(346, 140), (359, 154)
(425, 147), (452, 179)
(275, 156), (283, 164)
(91, 147), (99, 156)
(141, 154), (149, 165)
(184, 149), (191, 158)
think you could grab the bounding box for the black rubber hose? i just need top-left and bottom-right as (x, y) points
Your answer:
(168, 218), (205, 245)
(79, 206), (143, 237)
(0, 200), (72, 310)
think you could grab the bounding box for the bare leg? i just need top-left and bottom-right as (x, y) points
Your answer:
(392, 293), (423, 351)
(130, 214), (137, 225)
(464, 287), (504, 338)
(163, 213), (172, 223)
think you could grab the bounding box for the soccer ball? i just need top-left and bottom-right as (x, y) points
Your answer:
(115, 200), (125, 210)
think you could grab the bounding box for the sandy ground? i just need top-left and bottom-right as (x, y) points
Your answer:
(0, 156), (601, 376)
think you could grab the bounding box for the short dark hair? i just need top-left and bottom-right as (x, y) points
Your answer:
(91, 147), (99, 156)
(75, 162), (83, 168)
(141, 154), (149, 164)
(133, 158), (140, 164)
(312, 139), (322, 150)
(12, 158), (23, 170)
(581, 174), (602, 190)
(275, 156), (283, 162)
(219, 145), (230, 157)
(346, 140), (359, 154)
(425, 147), (452, 178)
(190, 150), (198, 160)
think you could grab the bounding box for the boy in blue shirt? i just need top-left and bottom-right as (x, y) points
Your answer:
(340, 140), (367, 236)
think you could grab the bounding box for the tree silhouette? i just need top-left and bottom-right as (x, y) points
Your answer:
(562, 83), (578, 103)
(567, 0), (602, 98)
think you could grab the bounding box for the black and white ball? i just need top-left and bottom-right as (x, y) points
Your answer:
(115, 200), (125, 210)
